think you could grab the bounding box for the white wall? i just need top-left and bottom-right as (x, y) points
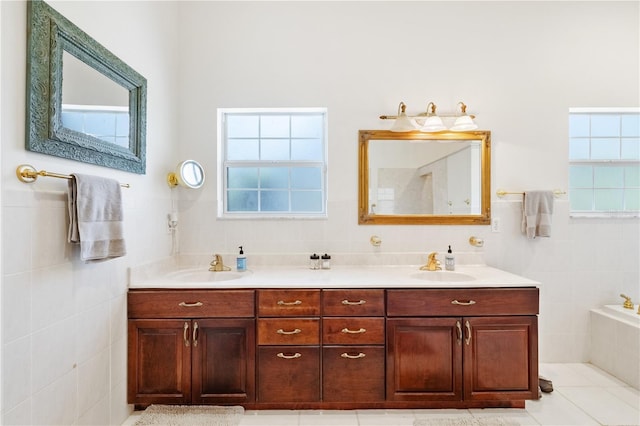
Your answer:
(1, 2), (638, 425)
(173, 1), (639, 362)
(1, 1), (180, 424)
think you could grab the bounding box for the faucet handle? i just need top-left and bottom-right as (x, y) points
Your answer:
(620, 294), (634, 309)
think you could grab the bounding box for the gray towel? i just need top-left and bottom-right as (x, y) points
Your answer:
(68, 174), (126, 261)
(522, 190), (554, 239)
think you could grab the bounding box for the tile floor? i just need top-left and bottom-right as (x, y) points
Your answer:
(123, 363), (640, 426)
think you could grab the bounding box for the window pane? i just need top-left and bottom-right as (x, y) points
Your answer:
(625, 189), (640, 210)
(261, 190), (288, 211)
(291, 167), (321, 189)
(228, 139), (259, 160)
(625, 166), (640, 187)
(260, 167), (289, 189)
(570, 189), (593, 211)
(622, 115), (640, 137)
(227, 190), (258, 211)
(228, 167), (258, 188)
(261, 115), (289, 138)
(292, 191), (323, 212)
(591, 138), (620, 160)
(569, 138), (590, 159)
(569, 114), (590, 137)
(261, 139), (290, 160)
(594, 166), (623, 188)
(291, 115), (323, 138)
(227, 115), (259, 138)
(569, 165), (592, 188)
(594, 189), (624, 210)
(621, 138), (640, 160)
(292, 138), (323, 161)
(591, 115), (620, 137)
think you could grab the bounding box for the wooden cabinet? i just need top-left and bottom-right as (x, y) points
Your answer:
(386, 288), (539, 408)
(128, 285), (538, 409)
(128, 290), (255, 407)
(257, 290), (321, 403)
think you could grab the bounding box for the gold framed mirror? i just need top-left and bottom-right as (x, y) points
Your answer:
(358, 130), (491, 225)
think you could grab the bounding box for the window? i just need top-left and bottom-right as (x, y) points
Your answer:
(218, 108), (327, 218)
(569, 108), (640, 216)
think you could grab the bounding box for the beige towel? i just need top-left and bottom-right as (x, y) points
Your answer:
(68, 174), (126, 261)
(522, 190), (554, 239)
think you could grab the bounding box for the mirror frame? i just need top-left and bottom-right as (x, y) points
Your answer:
(26, 0), (147, 174)
(358, 130), (491, 225)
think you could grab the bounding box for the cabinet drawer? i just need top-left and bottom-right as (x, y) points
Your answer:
(322, 289), (385, 316)
(258, 290), (320, 316)
(323, 317), (385, 344)
(387, 288), (539, 317)
(258, 346), (320, 402)
(128, 290), (255, 318)
(323, 346), (385, 402)
(258, 318), (320, 345)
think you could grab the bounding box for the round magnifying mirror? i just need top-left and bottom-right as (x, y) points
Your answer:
(167, 160), (205, 189)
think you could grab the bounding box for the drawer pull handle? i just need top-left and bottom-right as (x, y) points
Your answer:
(183, 322), (190, 347)
(193, 321), (199, 347)
(179, 302), (203, 307)
(341, 327), (366, 334)
(277, 300), (302, 306)
(451, 299), (476, 306)
(277, 328), (302, 335)
(341, 299), (366, 306)
(341, 352), (366, 359)
(277, 352), (302, 359)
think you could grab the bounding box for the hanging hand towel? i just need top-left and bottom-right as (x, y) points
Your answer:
(521, 190), (554, 239)
(68, 174), (126, 261)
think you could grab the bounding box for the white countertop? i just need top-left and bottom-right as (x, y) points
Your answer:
(128, 264), (539, 290)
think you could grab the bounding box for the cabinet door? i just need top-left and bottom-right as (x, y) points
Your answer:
(323, 346), (385, 402)
(192, 319), (255, 404)
(128, 319), (191, 405)
(387, 318), (462, 401)
(463, 316), (538, 401)
(257, 346), (320, 402)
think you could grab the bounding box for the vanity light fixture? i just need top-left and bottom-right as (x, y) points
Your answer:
(382, 101), (478, 132)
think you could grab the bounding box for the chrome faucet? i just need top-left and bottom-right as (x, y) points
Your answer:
(209, 254), (231, 272)
(420, 252), (441, 271)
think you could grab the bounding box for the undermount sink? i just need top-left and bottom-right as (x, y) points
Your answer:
(410, 271), (475, 282)
(165, 269), (247, 282)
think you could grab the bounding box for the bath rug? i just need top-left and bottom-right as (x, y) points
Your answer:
(133, 404), (244, 426)
(414, 417), (519, 426)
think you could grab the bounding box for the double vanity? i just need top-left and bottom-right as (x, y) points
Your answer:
(127, 264), (539, 410)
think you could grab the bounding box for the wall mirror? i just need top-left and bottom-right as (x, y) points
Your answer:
(167, 160), (206, 189)
(26, 0), (147, 174)
(358, 130), (491, 225)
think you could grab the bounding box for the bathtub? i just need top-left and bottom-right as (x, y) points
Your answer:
(590, 305), (640, 389)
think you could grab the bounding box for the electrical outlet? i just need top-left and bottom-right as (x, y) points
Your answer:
(491, 217), (500, 233)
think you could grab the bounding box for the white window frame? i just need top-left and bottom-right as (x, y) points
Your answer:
(217, 107), (328, 219)
(569, 107), (640, 218)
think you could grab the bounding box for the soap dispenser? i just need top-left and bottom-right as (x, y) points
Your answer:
(445, 245), (455, 271)
(237, 246), (247, 272)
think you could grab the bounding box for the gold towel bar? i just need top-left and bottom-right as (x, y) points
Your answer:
(496, 189), (565, 198)
(16, 164), (130, 188)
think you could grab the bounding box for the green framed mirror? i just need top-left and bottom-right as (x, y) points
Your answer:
(26, 0), (147, 174)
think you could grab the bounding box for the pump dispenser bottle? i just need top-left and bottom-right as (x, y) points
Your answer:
(445, 245), (455, 271)
(237, 246), (247, 271)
